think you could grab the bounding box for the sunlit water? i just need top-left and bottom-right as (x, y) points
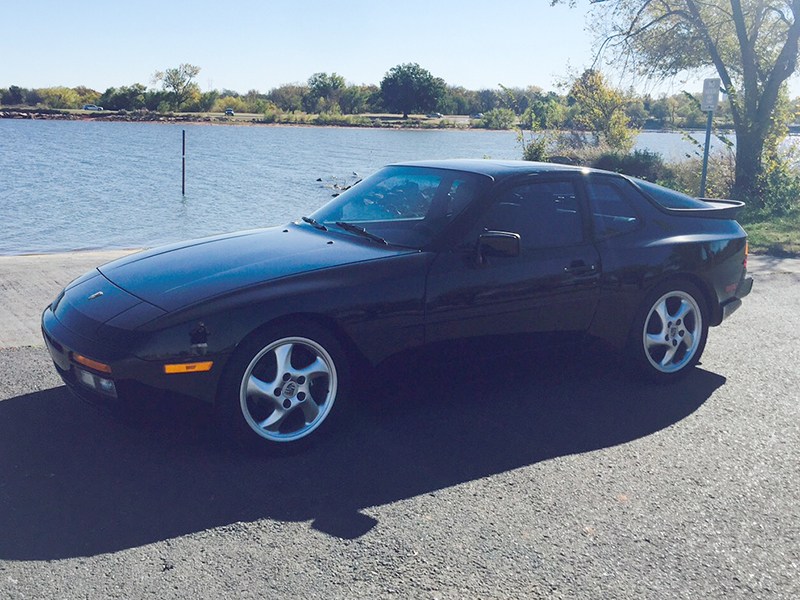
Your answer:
(1, 119), (788, 254)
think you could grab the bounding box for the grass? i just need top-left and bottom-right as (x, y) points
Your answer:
(741, 212), (800, 256)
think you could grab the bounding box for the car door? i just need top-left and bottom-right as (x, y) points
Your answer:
(424, 175), (601, 343)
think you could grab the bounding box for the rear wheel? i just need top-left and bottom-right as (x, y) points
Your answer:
(628, 281), (708, 382)
(219, 323), (348, 454)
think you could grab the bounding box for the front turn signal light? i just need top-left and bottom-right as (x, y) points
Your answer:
(164, 361), (213, 374)
(73, 353), (112, 374)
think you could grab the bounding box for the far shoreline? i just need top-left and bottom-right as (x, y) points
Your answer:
(0, 107), (705, 134)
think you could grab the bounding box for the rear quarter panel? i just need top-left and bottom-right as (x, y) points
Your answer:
(588, 208), (747, 349)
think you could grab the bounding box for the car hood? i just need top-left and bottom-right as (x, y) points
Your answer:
(98, 225), (414, 312)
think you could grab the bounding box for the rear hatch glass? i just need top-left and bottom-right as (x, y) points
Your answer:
(632, 179), (716, 209)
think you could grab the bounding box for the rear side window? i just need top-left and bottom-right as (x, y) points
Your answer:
(587, 178), (641, 240)
(633, 178), (715, 209)
(477, 180), (582, 249)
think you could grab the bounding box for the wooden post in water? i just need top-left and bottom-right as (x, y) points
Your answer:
(182, 130), (186, 196)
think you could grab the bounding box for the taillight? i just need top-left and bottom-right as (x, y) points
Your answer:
(744, 240), (749, 269)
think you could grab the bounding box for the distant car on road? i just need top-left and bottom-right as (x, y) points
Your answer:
(42, 160), (753, 453)
(82, 105), (103, 111)
(225, 108), (235, 116)
(469, 113), (484, 119)
(426, 112), (443, 118)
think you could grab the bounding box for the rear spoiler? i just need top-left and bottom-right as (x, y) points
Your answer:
(659, 199), (745, 220)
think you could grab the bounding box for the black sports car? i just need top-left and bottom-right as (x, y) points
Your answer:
(42, 160), (753, 452)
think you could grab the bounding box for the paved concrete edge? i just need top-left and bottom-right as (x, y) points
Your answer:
(0, 250), (140, 349)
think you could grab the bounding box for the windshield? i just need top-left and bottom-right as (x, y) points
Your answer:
(308, 166), (490, 248)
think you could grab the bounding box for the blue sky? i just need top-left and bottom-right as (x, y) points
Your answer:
(3, 0), (796, 97)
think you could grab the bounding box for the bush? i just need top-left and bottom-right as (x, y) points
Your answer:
(314, 112), (371, 126)
(591, 150), (674, 183)
(480, 108), (516, 130)
(520, 133), (550, 162)
(740, 153), (800, 221)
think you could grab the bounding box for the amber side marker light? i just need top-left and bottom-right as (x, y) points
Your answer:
(745, 241), (749, 268)
(164, 361), (213, 374)
(73, 354), (112, 374)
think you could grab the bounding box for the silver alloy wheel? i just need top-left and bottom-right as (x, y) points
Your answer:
(642, 290), (703, 374)
(239, 336), (338, 443)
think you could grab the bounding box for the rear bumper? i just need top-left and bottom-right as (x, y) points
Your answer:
(719, 276), (753, 322)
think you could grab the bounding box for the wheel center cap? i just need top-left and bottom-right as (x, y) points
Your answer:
(670, 326), (679, 338)
(283, 381), (298, 398)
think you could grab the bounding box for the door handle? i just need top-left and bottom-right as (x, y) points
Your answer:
(565, 261), (597, 275)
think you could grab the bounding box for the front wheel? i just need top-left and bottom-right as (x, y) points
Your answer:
(218, 323), (348, 453)
(627, 281), (709, 382)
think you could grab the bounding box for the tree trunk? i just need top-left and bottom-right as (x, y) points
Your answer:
(733, 128), (765, 202)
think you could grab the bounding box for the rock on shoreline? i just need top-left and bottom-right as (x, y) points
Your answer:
(0, 109), (221, 123)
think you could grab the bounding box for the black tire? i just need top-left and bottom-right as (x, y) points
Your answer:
(626, 280), (709, 383)
(217, 321), (349, 454)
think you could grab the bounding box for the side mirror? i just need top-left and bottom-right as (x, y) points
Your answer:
(476, 231), (520, 264)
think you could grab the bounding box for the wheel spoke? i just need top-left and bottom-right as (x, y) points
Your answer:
(651, 300), (669, 336)
(682, 328), (695, 351)
(300, 398), (321, 423)
(258, 407), (291, 432)
(273, 343), (294, 375)
(645, 332), (670, 350)
(295, 356), (330, 380)
(673, 299), (694, 324)
(660, 343), (678, 367)
(247, 375), (279, 403)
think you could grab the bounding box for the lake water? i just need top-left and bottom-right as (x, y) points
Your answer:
(0, 119), (762, 255)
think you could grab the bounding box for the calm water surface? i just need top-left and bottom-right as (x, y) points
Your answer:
(0, 119), (752, 254)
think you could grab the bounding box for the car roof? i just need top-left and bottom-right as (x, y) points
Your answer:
(392, 159), (595, 180)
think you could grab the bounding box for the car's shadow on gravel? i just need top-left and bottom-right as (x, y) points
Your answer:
(0, 344), (725, 560)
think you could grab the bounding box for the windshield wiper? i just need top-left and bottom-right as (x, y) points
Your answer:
(334, 221), (388, 245)
(301, 216), (327, 231)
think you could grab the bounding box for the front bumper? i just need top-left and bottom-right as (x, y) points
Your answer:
(42, 306), (223, 407)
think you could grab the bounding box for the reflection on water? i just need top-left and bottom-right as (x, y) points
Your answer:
(2, 120), (792, 254)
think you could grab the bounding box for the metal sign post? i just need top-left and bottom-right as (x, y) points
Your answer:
(700, 78), (720, 198)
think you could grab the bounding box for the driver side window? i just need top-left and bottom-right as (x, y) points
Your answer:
(474, 180), (582, 249)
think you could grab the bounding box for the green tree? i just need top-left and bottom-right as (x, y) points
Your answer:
(3, 85), (25, 105)
(380, 63), (446, 118)
(99, 84), (148, 111)
(153, 63), (201, 110)
(305, 72), (346, 113)
(650, 95), (679, 128)
(339, 84), (379, 114)
(569, 69), (636, 152)
(520, 90), (569, 130)
(267, 84), (309, 112)
(197, 90), (220, 112)
(212, 95), (248, 113)
(39, 87), (80, 109)
(555, 0), (800, 198)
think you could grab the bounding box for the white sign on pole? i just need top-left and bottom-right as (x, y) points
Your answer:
(701, 78), (721, 112)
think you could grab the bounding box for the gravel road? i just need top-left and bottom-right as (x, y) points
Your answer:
(1, 270), (798, 599)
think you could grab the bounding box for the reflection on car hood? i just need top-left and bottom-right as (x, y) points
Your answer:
(98, 225), (412, 312)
